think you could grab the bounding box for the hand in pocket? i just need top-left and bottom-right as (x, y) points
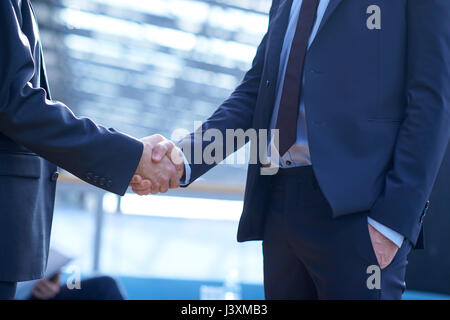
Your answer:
(368, 224), (399, 269)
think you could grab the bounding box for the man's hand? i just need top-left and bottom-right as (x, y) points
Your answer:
(32, 273), (61, 300)
(131, 135), (185, 195)
(368, 224), (399, 269)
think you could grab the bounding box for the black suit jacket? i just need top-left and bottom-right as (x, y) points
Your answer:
(0, 0), (143, 281)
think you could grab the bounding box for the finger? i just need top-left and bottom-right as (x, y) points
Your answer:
(379, 255), (388, 269)
(130, 175), (143, 184)
(133, 183), (152, 196)
(132, 183), (152, 196)
(152, 140), (175, 162)
(133, 187), (153, 195)
(159, 181), (169, 193)
(32, 286), (45, 300)
(169, 175), (180, 189)
(52, 273), (61, 284)
(40, 280), (59, 294)
(35, 279), (49, 288)
(36, 283), (57, 300)
(134, 187), (152, 196)
(130, 180), (152, 191)
(36, 285), (51, 297)
(49, 282), (61, 294)
(38, 280), (54, 292)
(380, 247), (398, 269)
(150, 182), (160, 194)
(157, 174), (170, 193)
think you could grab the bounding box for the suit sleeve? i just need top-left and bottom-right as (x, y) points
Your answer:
(369, 0), (450, 245)
(0, 1), (143, 196)
(178, 1), (279, 184)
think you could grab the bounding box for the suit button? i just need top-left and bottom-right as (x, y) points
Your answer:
(285, 160), (292, 166)
(86, 172), (93, 182)
(106, 180), (113, 188)
(266, 80), (270, 88)
(99, 178), (106, 187)
(51, 171), (59, 182)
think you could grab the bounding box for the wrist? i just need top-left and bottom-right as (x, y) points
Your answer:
(136, 140), (151, 177)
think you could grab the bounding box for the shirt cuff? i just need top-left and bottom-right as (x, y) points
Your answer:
(177, 147), (191, 186)
(368, 217), (404, 248)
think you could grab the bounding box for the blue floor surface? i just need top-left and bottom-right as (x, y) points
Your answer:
(117, 276), (450, 300)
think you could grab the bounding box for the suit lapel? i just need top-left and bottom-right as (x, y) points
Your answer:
(261, 0), (343, 126)
(266, 0), (294, 74)
(261, 0), (293, 126)
(307, 0), (344, 49)
(316, 0), (344, 35)
(267, 0), (343, 75)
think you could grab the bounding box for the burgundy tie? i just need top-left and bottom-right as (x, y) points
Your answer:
(275, 0), (320, 157)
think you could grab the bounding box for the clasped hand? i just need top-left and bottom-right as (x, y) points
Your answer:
(130, 134), (185, 195)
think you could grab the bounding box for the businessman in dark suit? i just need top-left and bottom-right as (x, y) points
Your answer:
(132, 0), (450, 299)
(0, 0), (182, 299)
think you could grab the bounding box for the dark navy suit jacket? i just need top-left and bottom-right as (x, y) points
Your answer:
(0, 0), (143, 281)
(180, 0), (450, 248)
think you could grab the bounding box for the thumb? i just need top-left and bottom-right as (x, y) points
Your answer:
(152, 140), (175, 162)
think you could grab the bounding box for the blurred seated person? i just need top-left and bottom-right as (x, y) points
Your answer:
(14, 248), (126, 300)
(29, 273), (125, 300)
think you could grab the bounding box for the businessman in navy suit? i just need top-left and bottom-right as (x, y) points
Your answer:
(0, 0), (182, 299)
(132, 0), (450, 299)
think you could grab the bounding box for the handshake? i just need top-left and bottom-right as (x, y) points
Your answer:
(130, 134), (185, 195)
